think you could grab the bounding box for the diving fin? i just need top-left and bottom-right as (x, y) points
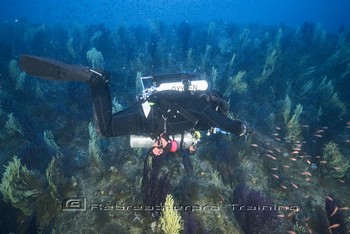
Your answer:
(19, 54), (93, 82)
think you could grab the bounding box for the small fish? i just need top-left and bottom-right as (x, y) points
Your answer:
(275, 137), (281, 141)
(283, 165), (290, 169)
(330, 207), (338, 216)
(339, 207), (350, 211)
(281, 185), (288, 190)
(272, 174), (279, 179)
(302, 125), (309, 128)
(277, 214), (285, 218)
(287, 211), (297, 218)
(306, 160), (311, 164)
(329, 223), (341, 229)
(291, 182), (298, 189)
(315, 129), (325, 134)
(294, 143), (302, 147)
(315, 156), (321, 158)
(293, 148), (301, 151)
(305, 178), (312, 182)
(276, 126), (281, 130)
(304, 195), (310, 199)
(287, 231), (296, 234)
(290, 157), (297, 161)
(267, 150), (274, 154)
(326, 196), (333, 201)
(291, 151), (299, 154)
(338, 179), (345, 183)
(266, 154), (277, 160)
(314, 134), (323, 138)
(301, 171), (312, 176)
(322, 126), (329, 130)
(272, 133), (279, 136)
(274, 148), (281, 153)
(346, 121), (350, 125)
(333, 167), (341, 170)
(320, 160), (328, 164)
(250, 144), (258, 147)
(271, 167), (278, 171)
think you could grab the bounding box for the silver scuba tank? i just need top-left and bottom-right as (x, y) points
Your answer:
(130, 132), (195, 149)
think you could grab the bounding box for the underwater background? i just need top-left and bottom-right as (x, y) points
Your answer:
(1, 0), (350, 233)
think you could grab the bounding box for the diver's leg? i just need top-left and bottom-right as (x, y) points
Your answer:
(89, 72), (113, 136)
(19, 54), (146, 137)
(89, 68), (147, 136)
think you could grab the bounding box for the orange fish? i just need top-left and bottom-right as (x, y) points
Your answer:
(266, 154), (277, 160)
(271, 167), (278, 171)
(329, 223), (341, 229)
(291, 151), (299, 154)
(287, 231), (296, 234)
(301, 171), (312, 176)
(331, 207), (338, 216)
(274, 148), (281, 153)
(290, 157), (297, 161)
(291, 182), (298, 189)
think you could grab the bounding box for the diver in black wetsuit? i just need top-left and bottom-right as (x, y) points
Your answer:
(19, 54), (249, 156)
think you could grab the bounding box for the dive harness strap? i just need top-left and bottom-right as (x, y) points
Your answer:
(157, 96), (199, 126)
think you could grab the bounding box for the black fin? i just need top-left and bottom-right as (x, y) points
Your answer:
(19, 54), (92, 82)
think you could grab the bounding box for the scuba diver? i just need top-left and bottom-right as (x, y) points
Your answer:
(19, 54), (250, 157)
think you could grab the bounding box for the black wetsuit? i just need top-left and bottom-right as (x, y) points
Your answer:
(90, 73), (244, 138)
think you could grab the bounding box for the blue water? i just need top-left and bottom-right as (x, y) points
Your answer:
(2, 0), (350, 32)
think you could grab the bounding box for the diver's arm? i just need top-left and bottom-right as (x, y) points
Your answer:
(186, 99), (244, 136)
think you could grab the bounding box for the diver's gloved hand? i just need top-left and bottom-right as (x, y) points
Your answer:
(19, 54), (94, 82)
